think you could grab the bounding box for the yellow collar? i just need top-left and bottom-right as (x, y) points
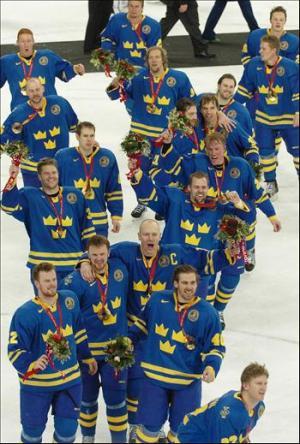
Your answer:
(17, 49), (36, 65)
(76, 146), (99, 164)
(173, 292), (200, 312)
(95, 263), (109, 284)
(33, 293), (58, 312)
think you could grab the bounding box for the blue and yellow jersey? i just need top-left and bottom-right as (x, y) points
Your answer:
(107, 67), (196, 139)
(55, 146), (123, 231)
(241, 28), (299, 66)
(8, 290), (92, 392)
(128, 290), (225, 390)
(219, 99), (255, 137)
(177, 390), (265, 443)
(101, 13), (161, 68)
(0, 49), (77, 110)
(60, 258), (129, 360)
(1, 185), (95, 270)
(1, 95), (78, 175)
(235, 56), (299, 128)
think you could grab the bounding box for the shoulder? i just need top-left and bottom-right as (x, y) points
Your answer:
(285, 32), (299, 44)
(168, 68), (189, 81)
(143, 15), (160, 28)
(281, 56), (298, 69)
(151, 290), (173, 305)
(62, 270), (85, 288)
(55, 147), (75, 160)
(58, 289), (80, 310)
(12, 300), (40, 326)
(108, 257), (128, 277)
(62, 186), (84, 202)
(250, 28), (267, 39)
(22, 186), (43, 198)
(1, 53), (18, 63)
(97, 147), (117, 163)
(110, 12), (125, 23)
(8, 101), (29, 118)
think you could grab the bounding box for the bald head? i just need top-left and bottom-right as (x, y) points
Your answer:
(26, 77), (44, 104)
(138, 219), (161, 257)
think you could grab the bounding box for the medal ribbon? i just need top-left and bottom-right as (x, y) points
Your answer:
(149, 73), (165, 108)
(96, 277), (108, 314)
(192, 199), (217, 209)
(21, 59), (34, 81)
(220, 98), (234, 114)
(188, 129), (199, 151)
(178, 307), (188, 329)
(265, 57), (280, 94)
(46, 189), (64, 233)
(79, 150), (95, 186)
(145, 254), (159, 295)
(214, 165), (225, 199)
(133, 20), (143, 42)
(39, 299), (64, 336)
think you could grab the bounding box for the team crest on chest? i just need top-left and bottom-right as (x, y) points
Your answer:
(227, 109), (237, 120)
(99, 156), (110, 167)
(220, 406), (230, 419)
(280, 40), (289, 50)
(39, 56), (48, 66)
(188, 309), (199, 322)
(114, 269), (124, 282)
(142, 25), (151, 34)
(65, 297), (75, 310)
(158, 255), (170, 267)
(51, 104), (61, 115)
(276, 66), (285, 77)
(167, 77), (176, 87)
(230, 167), (240, 179)
(66, 192), (77, 204)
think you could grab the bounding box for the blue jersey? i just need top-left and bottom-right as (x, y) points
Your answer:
(107, 67), (196, 139)
(60, 258), (129, 360)
(0, 49), (77, 110)
(128, 290), (225, 390)
(1, 185), (95, 270)
(177, 390), (265, 443)
(235, 56), (299, 128)
(219, 99), (255, 136)
(8, 290), (92, 392)
(55, 146), (123, 232)
(241, 28), (299, 65)
(101, 13), (161, 68)
(1, 95), (78, 175)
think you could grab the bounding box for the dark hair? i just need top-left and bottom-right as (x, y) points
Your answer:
(75, 121), (96, 135)
(32, 262), (55, 281)
(189, 171), (209, 186)
(241, 363), (269, 387)
(176, 97), (196, 113)
(217, 73), (237, 88)
(200, 93), (219, 109)
(270, 6), (287, 20)
(37, 158), (58, 175)
(173, 264), (199, 283)
(87, 235), (110, 250)
(261, 35), (281, 53)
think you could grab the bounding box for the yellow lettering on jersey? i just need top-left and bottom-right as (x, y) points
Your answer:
(9, 331), (18, 344)
(211, 333), (225, 346)
(170, 253), (178, 265)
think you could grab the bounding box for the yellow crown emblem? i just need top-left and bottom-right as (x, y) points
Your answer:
(172, 329), (187, 344)
(51, 229), (67, 239)
(42, 324), (73, 341)
(140, 295), (150, 306)
(180, 219), (194, 232)
(152, 281), (167, 292)
(136, 41), (146, 49)
(185, 234), (201, 246)
(74, 178), (100, 189)
(123, 41), (134, 49)
(159, 340), (176, 354)
(44, 139), (56, 150)
(33, 130), (47, 140)
(38, 76), (46, 85)
(155, 323), (169, 337)
(208, 187), (218, 198)
(103, 314), (117, 326)
(143, 94), (154, 104)
(133, 280), (148, 292)
(200, 140), (206, 151)
(43, 215), (57, 226)
(258, 85), (283, 94)
(19, 78), (27, 89)
(157, 96), (170, 106)
(130, 50), (142, 58)
(49, 126), (60, 137)
(111, 297), (121, 309)
(92, 302), (103, 313)
(198, 223), (211, 234)
(62, 216), (73, 227)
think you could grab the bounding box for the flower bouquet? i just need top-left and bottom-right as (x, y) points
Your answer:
(121, 132), (151, 179)
(90, 48), (115, 77)
(114, 59), (137, 102)
(216, 215), (250, 264)
(154, 108), (194, 148)
(105, 336), (135, 378)
(1, 141), (29, 191)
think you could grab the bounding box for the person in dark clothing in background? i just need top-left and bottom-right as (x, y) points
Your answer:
(203, 0), (259, 43)
(160, 0), (216, 59)
(84, 0), (114, 54)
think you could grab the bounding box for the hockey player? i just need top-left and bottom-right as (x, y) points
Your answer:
(1, 157), (96, 292)
(1, 77), (78, 187)
(60, 236), (129, 443)
(177, 362), (268, 443)
(106, 45), (196, 218)
(78, 219), (237, 441)
(101, 0), (162, 69)
(128, 264), (225, 443)
(0, 28), (85, 111)
(235, 34), (299, 198)
(55, 121), (123, 237)
(241, 6), (299, 66)
(156, 132), (281, 316)
(8, 262), (97, 444)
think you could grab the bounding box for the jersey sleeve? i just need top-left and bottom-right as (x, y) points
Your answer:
(235, 61), (256, 104)
(1, 185), (28, 223)
(101, 15), (119, 53)
(71, 292), (93, 361)
(201, 313), (225, 377)
(0, 56), (7, 87)
(61, 97), (79, 132)
(48, 50), (77, 83)
(104, 155), (123, 220)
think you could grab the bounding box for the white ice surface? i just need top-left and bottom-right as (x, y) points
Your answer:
(1, 1), (299, 443)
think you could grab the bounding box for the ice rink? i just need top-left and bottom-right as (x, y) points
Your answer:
(1, 1), (299, 443)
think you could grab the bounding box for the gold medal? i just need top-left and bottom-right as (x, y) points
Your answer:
(146, 104), (156, 114)
(267, 89), (277, 102)
(56, 226), (64, 238)
(97, 307), (111, 321)
(186, 342), (196, 351)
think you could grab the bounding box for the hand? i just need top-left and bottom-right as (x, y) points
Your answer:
(293, 113), (299, 127)
(161, 128), (173, 144)
(270, 217), (282, 232)
(74, 64), (85, 76)
(179, 4), (188, 13)
(9, 162), (20, 179)
(218, 111), (236, 132)
(111, 219), (121, 233)
(202, 366), (215, 383)
(128, 157), (140, 173)
(225, 191), (242, 206)
(88, 359), (98, 375)
(34, 354), (48, 371)
(109, 77), (121, 89)
(80, 261), (95, 283)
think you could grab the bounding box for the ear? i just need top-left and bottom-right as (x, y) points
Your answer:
(174, 281), (179, 289)
(75, 133), (80, 142)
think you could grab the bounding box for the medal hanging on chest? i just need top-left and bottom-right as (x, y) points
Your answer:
(46, 189), (65, 239)
(96, 278), (112, 321)
(144, 254), (159, 297)
(265, 58), (280, 105)
(20, 58), (34, 95)
(147, 73), (165, 114)
(178, 308), (196, 351)
(79, 151), (95, 199)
